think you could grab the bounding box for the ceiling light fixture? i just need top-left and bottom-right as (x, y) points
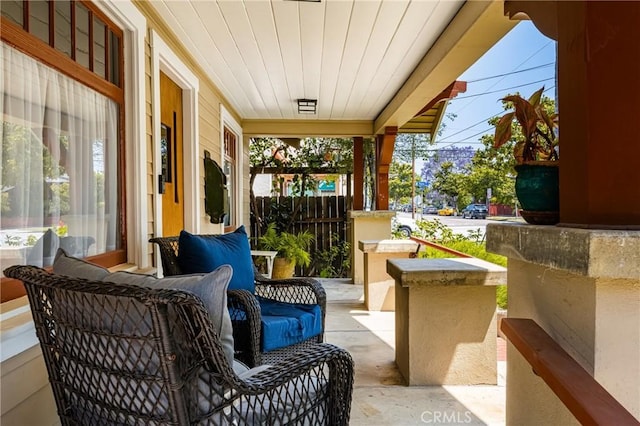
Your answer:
(297, 99), (317, 114)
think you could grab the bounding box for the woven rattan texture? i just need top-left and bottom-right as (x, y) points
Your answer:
(149, 236), (327, 367)
(5, 265), (353, 425)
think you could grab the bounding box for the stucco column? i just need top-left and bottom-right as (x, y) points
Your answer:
(387, 258), (506, 385)
(487, 223), (640, 424)
(348, 211), (395, 285)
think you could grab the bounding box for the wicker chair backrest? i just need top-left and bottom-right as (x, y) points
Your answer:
(150, 235), (262, 280)
(4, 265), (234, 425)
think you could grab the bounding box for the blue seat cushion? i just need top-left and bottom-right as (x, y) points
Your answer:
(177, 226), (255, 292)
(258, 298), (323, 352)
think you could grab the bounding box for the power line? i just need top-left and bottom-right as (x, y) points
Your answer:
(438, 128), (495, 149)
(450, 77), (555, 101)
(466, 62), (554, 83)
(438, 85), (556, 150)
(452, 40), (554, 115)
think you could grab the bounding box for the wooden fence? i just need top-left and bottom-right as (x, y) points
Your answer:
(250, 195), (350, 277)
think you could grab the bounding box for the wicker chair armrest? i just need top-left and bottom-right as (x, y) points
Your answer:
(227, 289), (262, 367)
(224, 343), (354, 425)
(234, 343), (352, 390)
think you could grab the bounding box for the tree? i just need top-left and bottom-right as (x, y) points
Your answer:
(431, 162), (468, 209)
(389, 160), (419, 205)
(465, 164), (515, 205)
(394, 133), (431, 216)
(420, 146), (474, 207)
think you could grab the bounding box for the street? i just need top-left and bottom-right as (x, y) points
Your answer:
(396, 211), (520, 239)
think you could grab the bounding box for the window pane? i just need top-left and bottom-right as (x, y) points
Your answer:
(1, 43), (121, 274)
(109, 31), (120, 86)
(54, 0), (72, 57)
(29, 0), (50, 44)
(93, 17), (106, 78)
(160, 124), (172, 183)
(223, 159), (235, 227)
(75, 3), (89, 68)
(1, 0), (24, 27)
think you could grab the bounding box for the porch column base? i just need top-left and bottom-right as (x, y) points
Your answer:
(487, 223), (640, 424)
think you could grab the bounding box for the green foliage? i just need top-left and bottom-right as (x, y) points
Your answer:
(431, 162), (468, 209)
(465, 164), (516, 206)
(400, 218), (508, 308)
(53, 222), (68, 237)
(394, 133), (431, 163)
(259, 223), (314, 267)
(419, 240), (508, 309)
(496, 286), (507, 310)
(389, 160), (420, 205)
(314, 233), (351, 278)
(412, 217), (462, 243)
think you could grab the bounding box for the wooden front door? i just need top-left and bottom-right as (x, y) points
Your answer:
(160, 72), (184, 236)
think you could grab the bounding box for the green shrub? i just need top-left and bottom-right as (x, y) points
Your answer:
(496, 285), (507, 310)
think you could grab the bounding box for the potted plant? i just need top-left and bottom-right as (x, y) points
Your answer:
(494, 86), (559, 224)
(259, 223), (314, 278)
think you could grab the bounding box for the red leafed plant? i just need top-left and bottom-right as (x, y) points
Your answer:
(494, 86), (559, 165)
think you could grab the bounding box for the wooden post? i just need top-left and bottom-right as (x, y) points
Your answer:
(505, 0), (640, 228)
(376, 127), (397, 210)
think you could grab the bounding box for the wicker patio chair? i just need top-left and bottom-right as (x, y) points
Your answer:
(5, 265), (353, 425)
(149, 235), (327, 367)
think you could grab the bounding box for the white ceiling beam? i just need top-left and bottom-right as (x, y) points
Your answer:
(242, 119), (373, 138)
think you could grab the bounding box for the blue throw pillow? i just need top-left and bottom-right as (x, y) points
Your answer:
(178, 227), (255, 292)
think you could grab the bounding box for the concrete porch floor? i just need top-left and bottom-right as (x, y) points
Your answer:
(319, 278), (506, 426)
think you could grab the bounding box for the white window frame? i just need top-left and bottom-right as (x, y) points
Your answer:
(0, 0), (147, 359)
(220, 105), (243, 231)
(97, 0), (147, 267)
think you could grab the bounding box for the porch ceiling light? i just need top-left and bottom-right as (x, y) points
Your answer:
(297, 99), (317, 114)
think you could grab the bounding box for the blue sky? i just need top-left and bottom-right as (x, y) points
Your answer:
(433, 21), (557, 150)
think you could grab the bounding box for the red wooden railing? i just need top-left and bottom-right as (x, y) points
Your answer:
(409, 236), (473, 258)
(501, 318), (639, 425)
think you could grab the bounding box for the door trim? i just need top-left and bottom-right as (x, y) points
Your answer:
(151, 30), (199, 272)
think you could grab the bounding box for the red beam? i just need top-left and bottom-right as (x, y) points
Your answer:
(414, 80), (467, 117)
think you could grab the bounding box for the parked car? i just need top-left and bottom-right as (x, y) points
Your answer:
(422, 206), (439, 215)
(461, 204), (489, 219)
(393, 215), (419, 237)
(437, 207), (456, 216)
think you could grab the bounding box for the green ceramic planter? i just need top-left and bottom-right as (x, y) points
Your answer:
(515, 163), (559, 224)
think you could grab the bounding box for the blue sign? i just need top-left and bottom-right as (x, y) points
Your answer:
(416, 181), (429, 189)
(319, 181), (336, 192)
